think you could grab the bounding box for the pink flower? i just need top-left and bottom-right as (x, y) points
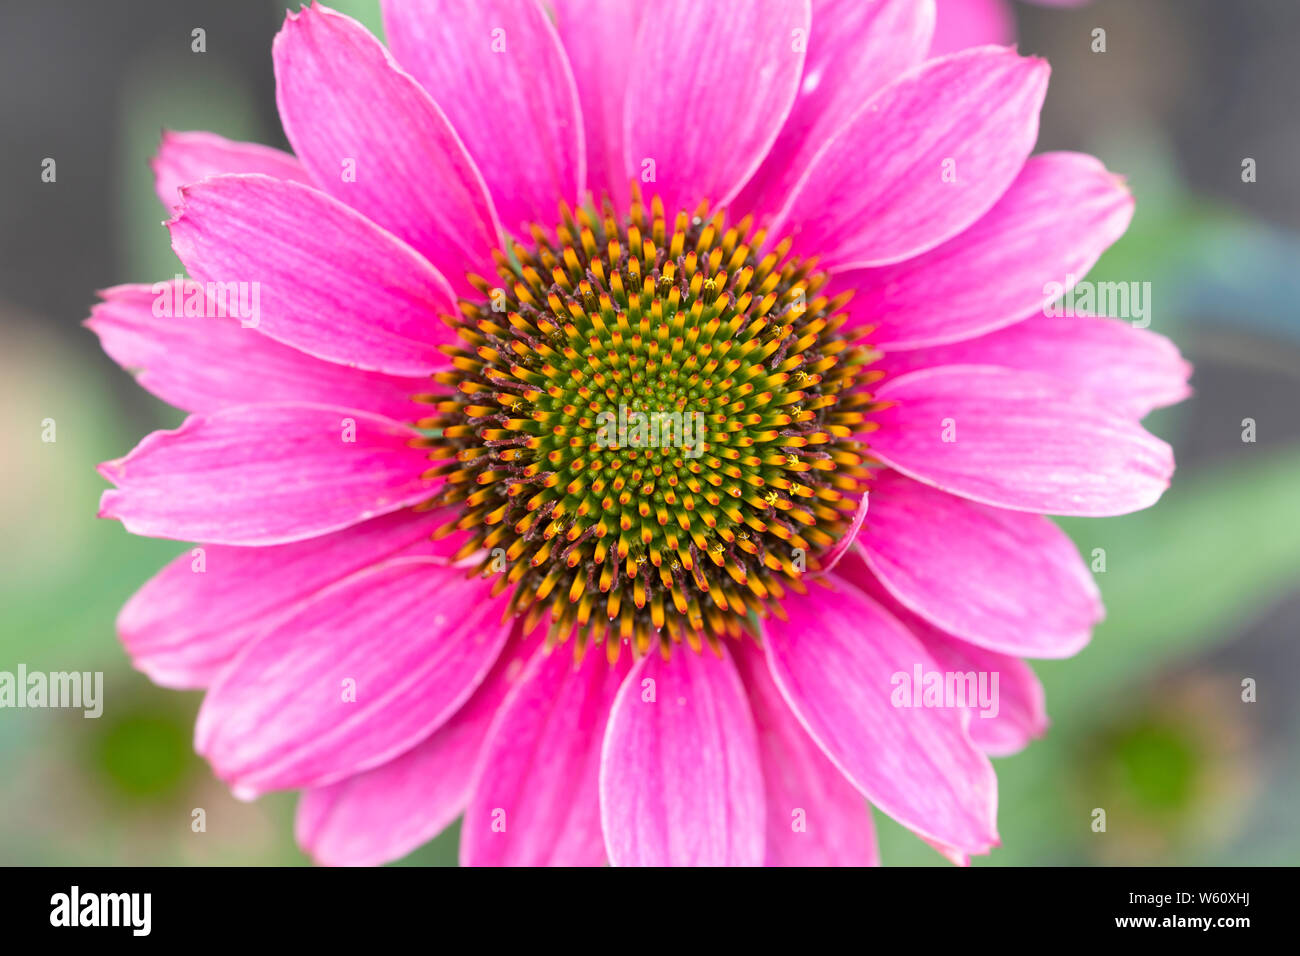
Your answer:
(91, 0), (1189, 866)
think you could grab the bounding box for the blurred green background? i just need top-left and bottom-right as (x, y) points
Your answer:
(1, 0), (1297, 865)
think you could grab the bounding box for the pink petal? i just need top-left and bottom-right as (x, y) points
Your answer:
(296, 627), (542, 867)
(733, 0), (935, 224)
(381, 0), (584, 235)
(764, 575), (1000, 854)
(622, 0), (810, 217)
(462, 645), (631, 866)
(772, 47), (1049, 270)
(818, 490), (869, 575)
(168, 174), (457, 376)
(839, 152), (1134, 349)
(731, 639), (878, 866)
(929, 0), (1015, 57)
(97, 403), (438, 546)
(876, 313), (1192, 418)
(151, 130), (311, 212)
(273, 3), (500, 286)
(196, 559), (512, 796)
(855, 470), (1100, 658)
(551, 0), (643, 209)
(922, 836), (973, 866)
(839, 554), (1049, 757)
(908, 629), (1048, 759)
(868, 365), (1175, 516)
(117, 508), (449, 690)
(600, 646), (765, 866)
(85, 284), (431, 420)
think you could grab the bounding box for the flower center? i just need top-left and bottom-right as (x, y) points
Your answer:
(419, 188), (876, 659)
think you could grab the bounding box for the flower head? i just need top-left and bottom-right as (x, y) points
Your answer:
(92, 0), (1189, 866)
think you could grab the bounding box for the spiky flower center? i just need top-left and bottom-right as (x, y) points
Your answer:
(420, 189), (876, 660)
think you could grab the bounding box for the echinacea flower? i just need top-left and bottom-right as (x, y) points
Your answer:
(91, 0), (1190, 866)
